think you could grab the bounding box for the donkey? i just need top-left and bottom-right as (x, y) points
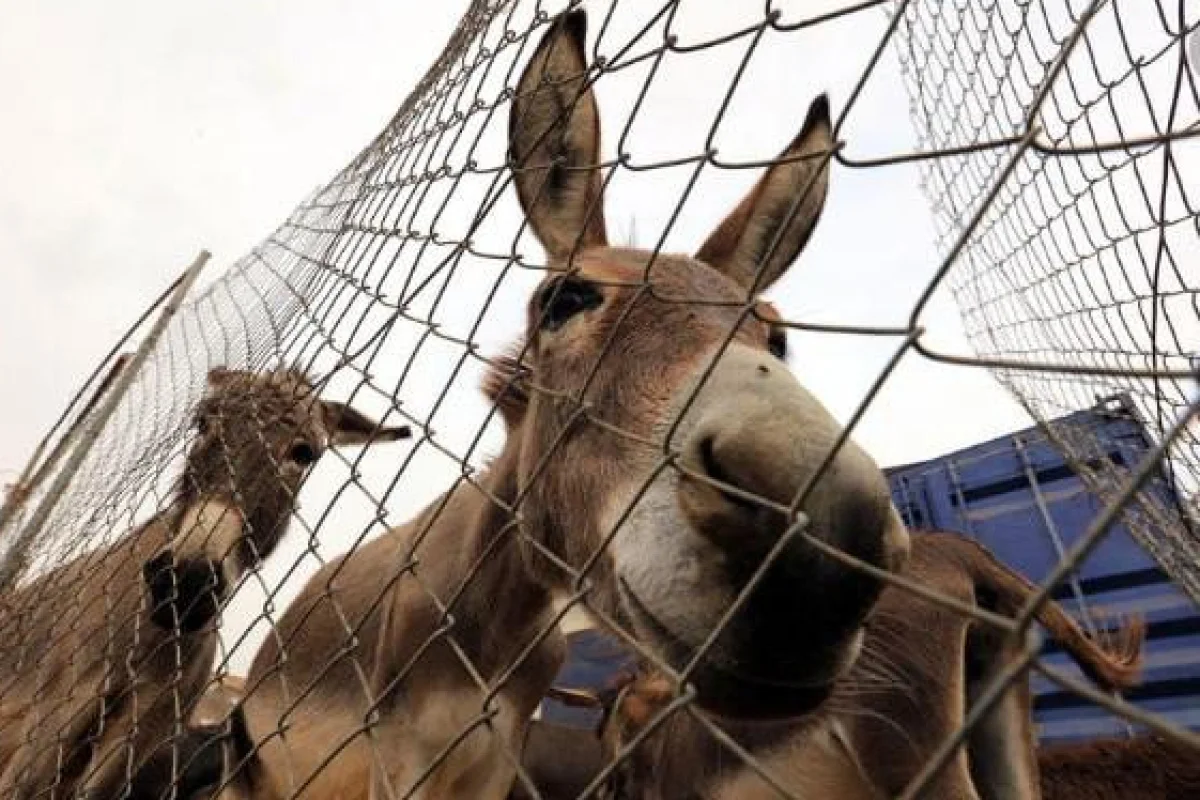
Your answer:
(1038, 733), (1200, 800)
(0, 366), (409, 800)
(580, 532), (1143, 800)
(231, 8), (908, 799)
(126, 676), (252, 800)
(156, 552), (1150, 800)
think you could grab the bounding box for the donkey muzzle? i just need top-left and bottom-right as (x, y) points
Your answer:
(143, 499), (244, 633)
(662, 344), (909, 718)
(144, 550), (228, 633)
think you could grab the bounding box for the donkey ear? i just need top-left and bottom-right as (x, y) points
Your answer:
(323, 402), (411, 448)
(545, 686), (604, 709)
(695, 95), (834, 293)
(509, 8), (608, 259)
(206, 367), (238, 389)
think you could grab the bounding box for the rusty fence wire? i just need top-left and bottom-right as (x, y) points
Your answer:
(0, 0), (1197, 799)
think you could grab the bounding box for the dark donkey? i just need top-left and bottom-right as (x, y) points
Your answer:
(232, 9), (907, 800)
(0, 366), (408, 799)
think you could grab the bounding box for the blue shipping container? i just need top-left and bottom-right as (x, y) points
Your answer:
(886, 393), (1200, 743)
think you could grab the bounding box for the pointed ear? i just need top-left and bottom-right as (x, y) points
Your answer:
(509, 8), (608, 259)
(615, 673), (677, 729)
(545, 686), (604, 710)
(323, 402), (411, 448)
(206, 366), (238, 389)
(695, 95), (834, 293)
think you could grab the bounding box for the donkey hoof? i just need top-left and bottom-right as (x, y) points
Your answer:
(144, 551), (226, 633)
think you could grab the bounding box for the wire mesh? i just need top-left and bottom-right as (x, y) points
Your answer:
(893, 0), (1200, 600)
(0, 0), (1197, 799)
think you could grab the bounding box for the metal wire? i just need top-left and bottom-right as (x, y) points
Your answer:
(0, 0), (1197, 799)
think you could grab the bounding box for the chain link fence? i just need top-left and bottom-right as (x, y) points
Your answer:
(0, 0), (1197, 798)
(894, 0), (1200, 604)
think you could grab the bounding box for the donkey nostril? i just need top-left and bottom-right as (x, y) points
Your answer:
(145, 549), (173, 581)
(697, 436), (723, 485)
(697, 436), (738, 493)
(694, 435), (763, 514)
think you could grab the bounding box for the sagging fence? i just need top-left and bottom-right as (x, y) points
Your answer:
(895, 0), (1200, 607)
(0, 0), (1197, 799)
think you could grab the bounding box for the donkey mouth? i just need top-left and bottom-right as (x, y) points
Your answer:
(144, 550), (228, 633)
(618, 577), (835, 720)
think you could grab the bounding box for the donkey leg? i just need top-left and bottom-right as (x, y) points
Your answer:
(74, 708), (140, 800)
(966, 672), (1041, 800)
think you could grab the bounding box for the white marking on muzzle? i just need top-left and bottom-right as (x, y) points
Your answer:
(172, 499), (246, 574)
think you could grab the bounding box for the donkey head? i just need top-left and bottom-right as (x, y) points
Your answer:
(144, 366), (410, 632)
(494, 9), (909, 720)
(543, 669), (687, 800)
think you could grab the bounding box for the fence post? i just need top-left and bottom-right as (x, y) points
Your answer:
(0, 249), (211, 593)
(0, 266), (206, 538)
(0, 353), (134, 538)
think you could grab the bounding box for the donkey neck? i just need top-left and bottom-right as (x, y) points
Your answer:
(171, 473), (286, 574)
(414, 445), (559, 680)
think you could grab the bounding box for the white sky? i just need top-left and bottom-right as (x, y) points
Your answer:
(0, 0), (1041, 672)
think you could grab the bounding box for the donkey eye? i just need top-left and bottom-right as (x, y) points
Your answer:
(768, 328), (788, 360)
(195, 416), (210, 435)
(538, 278), (603, 332)
(288, 441), (318, 467)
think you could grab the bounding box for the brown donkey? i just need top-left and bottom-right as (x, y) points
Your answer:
(1038, 733), (1200, 800)
(233, 8), (908, 800)
(0, 366), (408, 800)
(583, 532), (1143, 800)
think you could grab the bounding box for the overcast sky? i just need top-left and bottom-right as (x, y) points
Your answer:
(0, 0), (1045, 671)
(0, 0), (1034, 472)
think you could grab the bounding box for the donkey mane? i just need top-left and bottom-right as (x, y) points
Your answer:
(481, 345), (532, 430)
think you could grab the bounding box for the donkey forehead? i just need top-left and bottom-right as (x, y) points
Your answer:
(205, 370), (326, 432)
(566, 247), (754, 303)
(556, 249), (783, 344)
